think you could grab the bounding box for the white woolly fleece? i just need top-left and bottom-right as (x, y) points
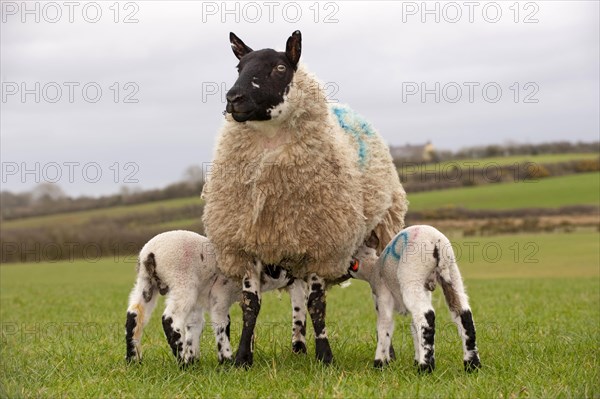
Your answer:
(202, 64), (408, 280)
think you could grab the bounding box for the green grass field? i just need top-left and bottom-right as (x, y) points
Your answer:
(3, 172), (599, 232)
(2, 231), (598, 398)
(409, 172), (600, 211)
(1, 196), (201, 230)
(399, 152), (599, 172)
(447, 152), (598, 167)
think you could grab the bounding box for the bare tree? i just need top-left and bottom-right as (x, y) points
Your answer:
(182, 165), (204, 187)
(30, 183), (66, 202)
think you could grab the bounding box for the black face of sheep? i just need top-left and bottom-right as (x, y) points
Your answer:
(225, 31), (302, 123)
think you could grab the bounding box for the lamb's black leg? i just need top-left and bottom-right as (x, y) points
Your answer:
(234, 262), (262, 368)
(125, 312), (138, 363)
(460, 310), (481, 372)
(307, 274), (333, 364)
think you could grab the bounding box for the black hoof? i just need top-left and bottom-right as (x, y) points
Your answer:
(373, 359), (388, 369)
(464, 356), (481, 372)
(315, 338), (333, 364)
(125, 355), (140, 364)
(234, 351), (253, 368)
(417, 360), (435, 373)
(219, 356), (234, 365)
(292, 341), (307, 354)
(179, 358), (196, 370)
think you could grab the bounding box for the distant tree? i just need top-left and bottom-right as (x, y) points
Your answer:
(0, 190), (32, 209)
(183, 165), (204, 186)
(484, 145), (503, 157)
(30, 183), (66, 203)
(119, 185), (142, 197)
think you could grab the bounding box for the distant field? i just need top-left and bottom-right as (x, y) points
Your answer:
(1, 196), (202, 229)
(1, 231), (598, 398)
(408, 172), (600, 211)
(399, 152), (599, 171)
(3, 172), (599, 232)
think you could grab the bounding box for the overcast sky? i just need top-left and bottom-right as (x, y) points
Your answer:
(1, 0), (598, 197)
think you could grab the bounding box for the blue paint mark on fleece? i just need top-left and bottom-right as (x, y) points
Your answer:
(382, 230), (409, 264)
(330, 104), (375, 168)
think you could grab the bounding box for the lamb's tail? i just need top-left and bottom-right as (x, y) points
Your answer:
(433, 241), (482, 371)
(373, 188), (409, 255)
(125, 253), (160, 363)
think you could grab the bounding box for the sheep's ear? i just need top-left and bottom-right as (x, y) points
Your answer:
(285, 30), (302, 69)
(230, 32), (253, 60)
(365, 230), (379, 249)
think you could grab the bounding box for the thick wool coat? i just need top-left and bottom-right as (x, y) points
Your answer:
(202, 65), (408, 279)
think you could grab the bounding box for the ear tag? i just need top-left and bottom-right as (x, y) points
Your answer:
(350, 259), (359, 272)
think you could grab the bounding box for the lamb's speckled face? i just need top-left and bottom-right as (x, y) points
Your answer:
(225, 31), (301, 123)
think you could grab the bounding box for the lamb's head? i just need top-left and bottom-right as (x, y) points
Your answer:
(348, 231), (381, 282)
(225, 31), (301, 123)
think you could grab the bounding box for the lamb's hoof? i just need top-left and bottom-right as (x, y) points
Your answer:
(373, 359), (389, 369)
(234, 351), (253, 369)
(315, 338), (333, 365)
(417, 360), (435, 374)
(464, 356), (481, 372)
(292, 341), (307, 354)
(125, 355), (141, 364)
(219, 356), (234, 365)
(179, 358), (197, 370)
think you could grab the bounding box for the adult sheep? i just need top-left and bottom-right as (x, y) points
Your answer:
(202, 30), (408, 367)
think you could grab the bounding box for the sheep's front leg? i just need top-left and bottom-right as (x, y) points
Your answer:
(289, 279), (308, 354)
(209, 276), (236, 363)
(373, 288), (395, 368)
(234, 261), (262, 368)
(307, 274), (333, 364)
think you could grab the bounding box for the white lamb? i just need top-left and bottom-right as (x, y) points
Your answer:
(124, 230), (307, 365)
(348, 225), (481, 372)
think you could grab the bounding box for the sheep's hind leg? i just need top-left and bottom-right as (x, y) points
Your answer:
(162, 293), (193, 364)
(457, 310), (480, 371)
(403, 289), (436, 373)
(125, 274), (158, 363)
(234, 261), (263, 368)
(289, 279), (308, 354)
(181, 305), (204, 367)
(438, 261), (481, 371)
(307, 274), (333, 364)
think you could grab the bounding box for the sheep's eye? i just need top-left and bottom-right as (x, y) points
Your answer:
(275, 64), (286, 72)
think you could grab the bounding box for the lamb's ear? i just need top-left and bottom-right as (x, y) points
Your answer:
(285, 30), (302, 69)
(365, 230), (379, 249)
(230, 32), (253, 60)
